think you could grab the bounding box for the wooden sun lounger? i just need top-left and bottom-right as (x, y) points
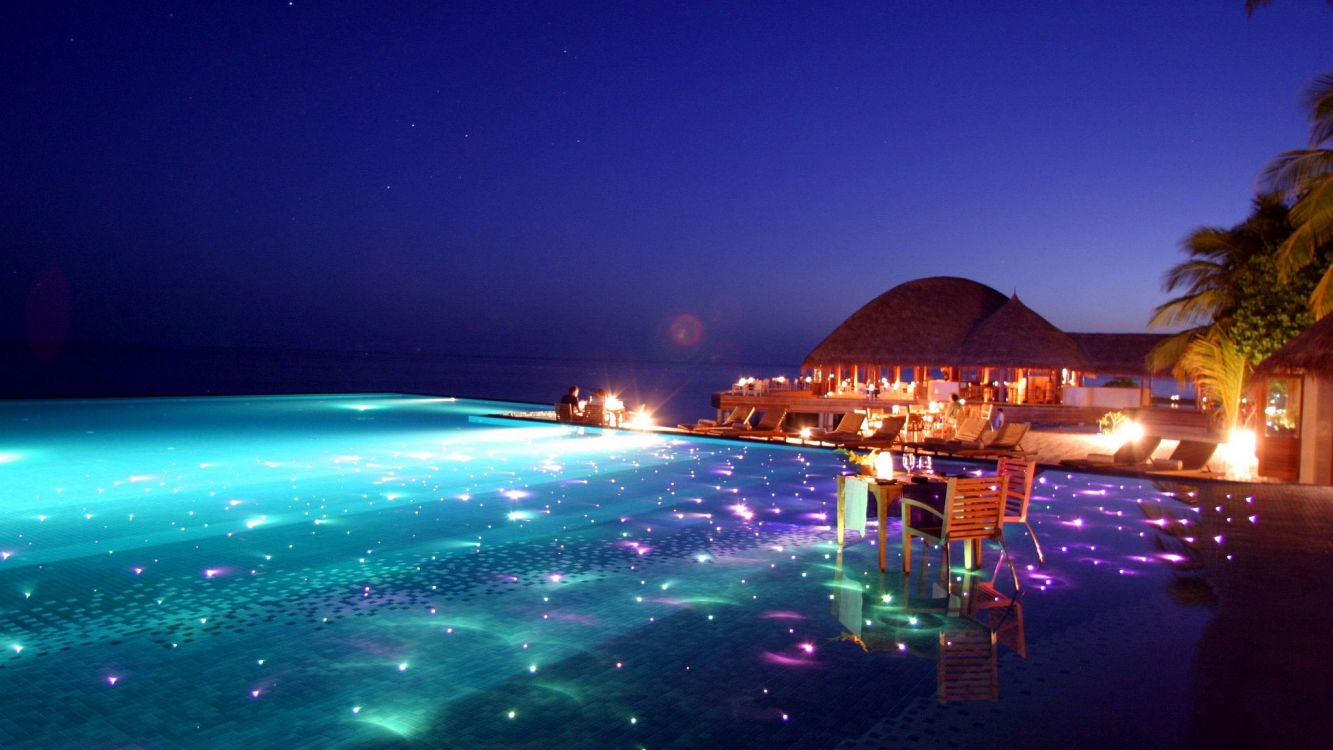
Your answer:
(1147, 440), (1220, 477)
(903, 416), (990, 455)
(838, 415), (907, 449)
(954, 422), (1034, 459)
(679, 406), (753, 433)
(1059, 434), (1161, 470)
(808, 412), (866, 444)
(720, 408), (788, 438)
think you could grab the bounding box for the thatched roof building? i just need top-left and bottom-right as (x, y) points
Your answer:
(960, 294), (1090, 370)
(1252, 313), (1333, 379)
(802, 276), (1156, 376)
(802, 277), (1007, 369)
(1068, 333), (1170, 375)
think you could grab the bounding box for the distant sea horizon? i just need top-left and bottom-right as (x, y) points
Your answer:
(1, 342), (797, 425)
(2, 342), (1193, 426)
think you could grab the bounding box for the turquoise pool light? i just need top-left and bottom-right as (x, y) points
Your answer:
(0, 394), (1324, 749)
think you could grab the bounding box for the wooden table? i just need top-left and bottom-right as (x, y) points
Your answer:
(836, 475), (904, 572)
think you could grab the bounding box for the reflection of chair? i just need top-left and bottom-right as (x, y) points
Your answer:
(811, 412), (865, 443)
(902, 476), (1019, 589)
(678, 406), (752, 432)
(937, 628), (998, 703)
(996, 458), (1043, 563)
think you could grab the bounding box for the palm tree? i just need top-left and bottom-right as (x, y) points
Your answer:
(1148, 194), (1291, 330)
(1175, 334), (1250, 433)
(1148, 197), (1302, 420)
(1264, 72), (1333, 316)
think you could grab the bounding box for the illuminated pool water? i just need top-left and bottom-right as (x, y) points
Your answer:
(0, 395), (1327, 749)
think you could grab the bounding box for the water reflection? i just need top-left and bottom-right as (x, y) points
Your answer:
(830, 551), (1025, 703)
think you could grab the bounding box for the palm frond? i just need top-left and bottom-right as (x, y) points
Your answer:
(1305, 71), (1333, 146)
(1146, 329), (1203, 377)
(1309, 262), (1333, 319)
(1177, 335), (1250, 433)
(1149, 290), (1227, 328)
(1276, 176), (1333, 277)
(1261, 149), (1333, 197)
(1162, 258), (1227, 294)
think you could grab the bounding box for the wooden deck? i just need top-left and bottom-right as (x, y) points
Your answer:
(713, 391), (1214, 433)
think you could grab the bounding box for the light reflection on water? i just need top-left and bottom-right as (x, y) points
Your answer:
(0, 394), (1324, 749)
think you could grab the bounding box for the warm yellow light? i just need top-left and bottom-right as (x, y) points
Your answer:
(873, 452), (895, 480)
(1222, 429), (1258, 481)
(798, 427), (812, 440)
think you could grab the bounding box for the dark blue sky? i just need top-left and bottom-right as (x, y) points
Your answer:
(3, 1), (1329, 365)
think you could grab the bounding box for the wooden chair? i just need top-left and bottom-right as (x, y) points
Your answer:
(1149, 439), (1219, 474)
(839, 414), (906, 448)
(581, 403), (605, 426)
(1059, 434), (1162, 470)
(554, 402), (575, 423)
(902, 475), (1019, 590)
(678, 406), (752, 432)
(955, 422), (1032, 459)
(906, 416), (989, 454)
(716, 408), (787, 438)
(810, 411), (865, 443)
(996, 458), (1043, 563)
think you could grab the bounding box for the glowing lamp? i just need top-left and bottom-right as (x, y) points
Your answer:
(873, 451), (895, 480)
(798, 427), (812, 440)
(1223, 429), (1258, 481)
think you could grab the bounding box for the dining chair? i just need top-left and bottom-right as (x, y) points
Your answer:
(902, 475), (1019, 590)
(995, 458), (1043, 563)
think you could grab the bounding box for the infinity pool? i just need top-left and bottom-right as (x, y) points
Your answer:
(1, 395), (1327, 749)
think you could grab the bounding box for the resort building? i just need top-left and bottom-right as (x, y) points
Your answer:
(1251, 312), (1333, 484)
(716, 276), (1177, 430)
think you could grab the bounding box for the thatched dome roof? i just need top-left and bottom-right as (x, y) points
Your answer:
(1069, 333), (1170, 375)
(1252, 314), (1333, 380)
(959, 294), (1091, 370)
(802, 277), (1007, 369)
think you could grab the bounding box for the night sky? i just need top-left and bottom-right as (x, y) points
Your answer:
(4, 2), (1330, 367)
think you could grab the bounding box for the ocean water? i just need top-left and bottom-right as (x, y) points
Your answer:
(2, 344), (1193, 429)
(1, 345), (789, 426)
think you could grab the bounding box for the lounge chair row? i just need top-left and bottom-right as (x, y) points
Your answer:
(678, 408), (1033, 459)
(1059, 436), (1218, 476)
(678, 406), (789, 438)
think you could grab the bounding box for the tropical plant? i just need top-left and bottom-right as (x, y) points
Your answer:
(1147, 196), (1310, 383)
(1149, 194), (1292, 331)
(1263, 72), (1333, 316)
(834, 447), (879, 471)
(1096, 410), (1129, 434)
(1176, 334), (1251, 433)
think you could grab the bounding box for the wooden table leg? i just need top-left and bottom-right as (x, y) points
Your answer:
(836, 475), (846, 547)
(877, 485), (887, 571)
